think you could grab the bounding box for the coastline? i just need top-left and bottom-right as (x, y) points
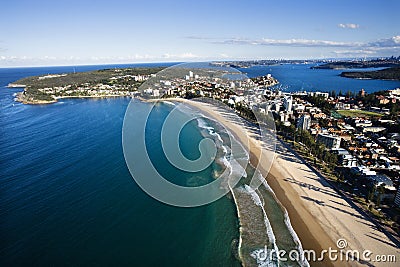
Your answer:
(174, 98), (333, 266)
(14, 92), (134, 105)
(167, 98), (400, 267)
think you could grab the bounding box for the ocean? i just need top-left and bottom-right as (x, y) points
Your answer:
(1, 63), (399, 266)
(239, 64), (400, 93)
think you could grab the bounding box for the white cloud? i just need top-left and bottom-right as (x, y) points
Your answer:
(367, 35), (400, 47)
(162, 52), (199, 59)
(202, 34), (400, 58)
(0, 52), (205, 67)
(212, 37), (358, 47)
(332, 49), (377, 56)
(208, 35), (400, 52)
(338, 23), (359, 29)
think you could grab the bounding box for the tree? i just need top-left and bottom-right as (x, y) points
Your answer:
(346, 90), (354, 98)
(376, 184), (385, 208)
(366, 186), (376, 202)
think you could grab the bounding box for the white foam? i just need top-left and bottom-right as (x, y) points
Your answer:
(259, 177), (310, 267)
(196, 117), (214, 130)
(163, 101), (176, 106)
(221, 145), (228, 154)
(282, 210), (310, 267)
(244, 185), (280, 263)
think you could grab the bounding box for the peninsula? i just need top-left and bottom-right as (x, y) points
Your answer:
(9, 67), (165, 104)
(311, 57), (400, 70)
(9, 66), (279, 104)
(340, 67), (400, 80)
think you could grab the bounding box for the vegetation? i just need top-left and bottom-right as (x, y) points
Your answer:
(304, 95), (333, 114)
(12, 67), (165, 89)
(10, 67), (166, 103)
(336, 109), (383, 118)
(276, 121), (338, 169)
(340, 67), (400, 80)
(312, 57), (400, 69)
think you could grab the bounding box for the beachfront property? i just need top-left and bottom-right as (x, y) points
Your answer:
(296, 114), (311, 130)
(396, 187), (400, 207)
(316, 133), (341, 149)
(232, 84), (400, 219)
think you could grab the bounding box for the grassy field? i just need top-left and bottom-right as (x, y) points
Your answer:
(336, 109), (383, 118)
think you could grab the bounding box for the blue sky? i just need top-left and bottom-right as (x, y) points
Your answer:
(1, 0), (399, 66)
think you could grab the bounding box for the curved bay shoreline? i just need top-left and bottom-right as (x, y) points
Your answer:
(167, 98), (399, 267)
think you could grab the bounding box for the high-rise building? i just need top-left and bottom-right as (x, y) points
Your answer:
(316, 133), (341, 149)
(395, 187), (400, 207)
(283, 96), (293, 112)
(297, 114), (311, 130)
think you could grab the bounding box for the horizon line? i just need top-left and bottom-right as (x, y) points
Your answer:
(0, 56), (396, 69)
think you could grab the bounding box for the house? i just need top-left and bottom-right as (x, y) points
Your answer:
(332, 148), (358, 167)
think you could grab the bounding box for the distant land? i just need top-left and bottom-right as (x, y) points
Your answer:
(211, 59), (316, 68)
(8, 67), (166, 104)
(340, 67), (400, 81)
(9, 65), (278, 104)
(311, 57), (400, 70)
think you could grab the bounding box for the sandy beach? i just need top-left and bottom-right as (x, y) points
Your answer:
(171, 98), (400, 267)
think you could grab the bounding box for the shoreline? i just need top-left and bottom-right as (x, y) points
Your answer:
(14, 92), (135, 105)
(189, 99), (333, 266)
(164, 98), (331, 266)
(165, 98), (399, 267)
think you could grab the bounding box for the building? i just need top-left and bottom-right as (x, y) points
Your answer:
(297, 114), (311, 130)
(332, 148), (358, 167)
(362, 126), (386, 133)
(153, 89), (160, 97)
(395, 187), (400, 207)
(280, 112), (290, 122)
(316, 133), (341, 149)
(335, 102), (351, 110)
(283, 96), (293, 112)
(308, 91), (329, 99)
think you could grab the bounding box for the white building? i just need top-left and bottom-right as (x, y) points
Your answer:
(316, 133), (341, 149)
(293, 103), (305, 113)
(283, 96), (293, 112)
(297, 114), (311, 130)
(309, 91), (329, 99)
(332, 148), (358, 167)
(153, 89), (160, 97)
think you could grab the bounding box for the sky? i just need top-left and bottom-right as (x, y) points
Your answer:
(0, 0), (399, 67)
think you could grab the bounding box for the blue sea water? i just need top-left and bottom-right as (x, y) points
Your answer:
(1, 62), (399, 266)
(0, 64), (240, 266)
(240, 64), (400, 93)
